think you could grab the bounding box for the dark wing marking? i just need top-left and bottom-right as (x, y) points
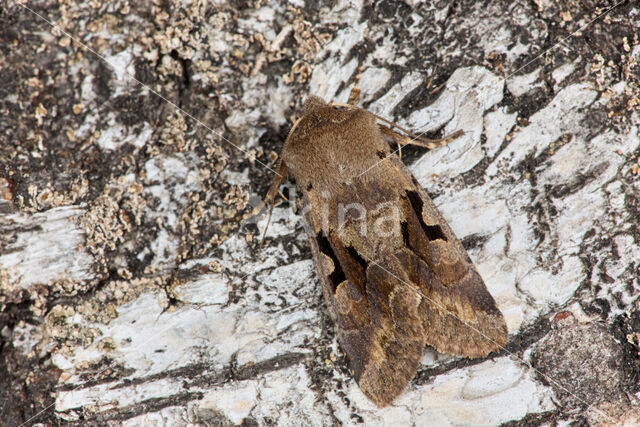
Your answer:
(397, 166), (508, 358)
(302, 208), (426, 407)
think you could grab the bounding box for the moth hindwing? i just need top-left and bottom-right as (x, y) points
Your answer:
(263, 94), (507, 407)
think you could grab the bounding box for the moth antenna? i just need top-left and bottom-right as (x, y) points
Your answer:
(347, 67), (362, 106)
(328, 102), (358, 110)
(426, 71), (436, 90)
(329, 101), (464, 150)
(429, 81), (447, 96)
(378, 122), (464, 151)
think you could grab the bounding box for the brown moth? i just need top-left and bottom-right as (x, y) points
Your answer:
(258, 81), (507, 407)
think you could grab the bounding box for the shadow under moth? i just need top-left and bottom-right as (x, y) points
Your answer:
(258, 80), (507, 407)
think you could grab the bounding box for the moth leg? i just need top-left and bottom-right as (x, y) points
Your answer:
(347, 69), (362, 106)
(244, 161), (289, 220)
(377, 119), (464, 151)
(260, 188), (288, 248)
(378, 125), (405, 159)
(259, 201), (275, 249)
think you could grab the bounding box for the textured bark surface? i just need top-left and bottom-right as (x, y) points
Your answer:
(1, 0), (639, 425)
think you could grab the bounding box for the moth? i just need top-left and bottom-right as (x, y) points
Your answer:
(258, 79), (507, 407)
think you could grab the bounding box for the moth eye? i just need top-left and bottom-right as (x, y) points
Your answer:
(306, 182), (313, 191)
(376, 150), (386, 159)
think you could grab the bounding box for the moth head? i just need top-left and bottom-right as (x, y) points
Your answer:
(304, 95), (328, 114)
(285, 95), (333, 145)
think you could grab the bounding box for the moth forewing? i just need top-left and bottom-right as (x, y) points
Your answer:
(265, 94), (507, 407)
